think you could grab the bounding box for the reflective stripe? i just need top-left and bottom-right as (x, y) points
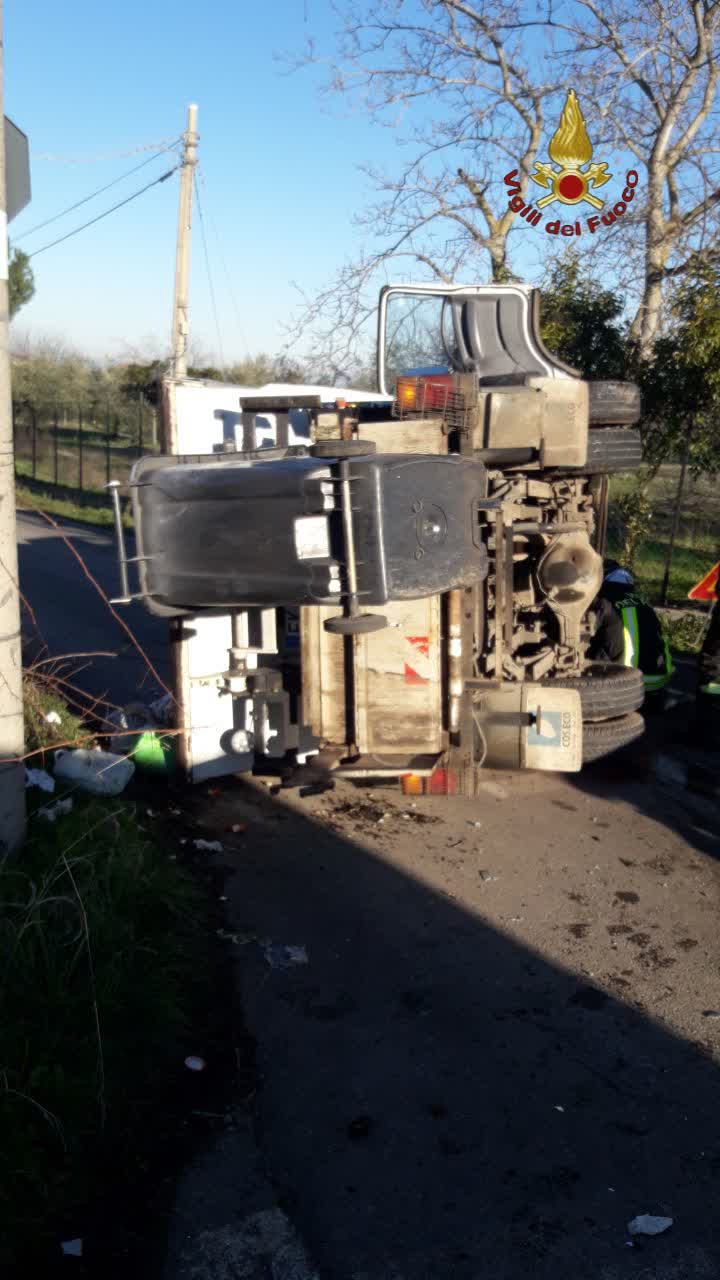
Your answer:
(644, 672), (671, 691)
(662, 633), (676, 679)
(621, 606), (640, 668)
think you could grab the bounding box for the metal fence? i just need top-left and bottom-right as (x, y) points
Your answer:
(12, 396), (159, 498)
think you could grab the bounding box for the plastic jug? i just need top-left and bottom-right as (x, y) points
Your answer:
(53, 748), (135, 797)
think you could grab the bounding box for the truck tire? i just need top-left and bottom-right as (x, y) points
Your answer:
(588, 381), (641, 426)
(583, 711), (645, 763)
(541, 662), (644, 722)
(572, 428), (643, 475)
(311, 439), (377, 457)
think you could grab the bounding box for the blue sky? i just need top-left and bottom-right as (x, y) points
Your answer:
(7, 0), (412, 362)
(6, 0), (638, 365)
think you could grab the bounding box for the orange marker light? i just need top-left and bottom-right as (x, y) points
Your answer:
(401, 773), (424, 796)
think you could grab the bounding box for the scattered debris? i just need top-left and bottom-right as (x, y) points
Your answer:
(53, 748), (134, 796)
(60, 1240), (83, 1257)
(468, 820), (483, 828)
(347, 1116), (372, 1139)
(228, 823), (247, 834)
(184, 1056), (206, 1072)
(150, 691), (174, 726)
(263, 943), (308, 969)
(554, 1105), (565, 1113)
(478, 869), (498, 883)
(193, 838), (223, 853)
(25, 767), (55, 793)
(44, 711), (62, 726)
(627, 1214), (673, 1237)
(702, 1010), (720, 1019)
(108, 705), (154, 755)
(37, 797), (73, 822)
(108, 704), (173, 774)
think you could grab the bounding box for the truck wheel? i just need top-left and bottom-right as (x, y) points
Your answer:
(541, 662), (644, 722)
(583, 711), (645, 763)
(311, 439), (377, 457)
(572, 428), (643, 475)
(588, 381), (641, 426)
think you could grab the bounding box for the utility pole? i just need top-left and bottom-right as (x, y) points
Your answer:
(0, 1), (26, 854)
(171, 104), (198, 378)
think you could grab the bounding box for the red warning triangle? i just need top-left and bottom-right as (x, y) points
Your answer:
(688, 561), (719, 601)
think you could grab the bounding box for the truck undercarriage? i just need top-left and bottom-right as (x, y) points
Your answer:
(111, 282), (645, 791)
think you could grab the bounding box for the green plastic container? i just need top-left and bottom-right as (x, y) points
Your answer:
(131, 730), (175, 774)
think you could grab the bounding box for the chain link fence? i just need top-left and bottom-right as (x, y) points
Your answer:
(12, 395), (159, 500)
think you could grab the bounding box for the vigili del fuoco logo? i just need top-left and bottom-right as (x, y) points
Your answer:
(503, 89), (639, 237)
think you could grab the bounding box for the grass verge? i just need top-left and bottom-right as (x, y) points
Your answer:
(16, 484), (133, 530)
(0, 795), (204, 1271)
(609, 468), (718, 604)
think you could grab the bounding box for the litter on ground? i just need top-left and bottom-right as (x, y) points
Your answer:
(25, 768), (55, 793)
(193, 838), (223, 853)
(53, 748), (134, 796)
(627, 1214), (673, 1236)
(37, 797), (73, 822)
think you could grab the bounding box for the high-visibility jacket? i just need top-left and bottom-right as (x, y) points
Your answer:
(589, 586), (675, 692)
(699, 600), (720, 697)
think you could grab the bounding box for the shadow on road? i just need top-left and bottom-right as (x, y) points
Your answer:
(572, 661), (719, 861)
(181, 778), (720, 1280)
(17, 512), (168, 707)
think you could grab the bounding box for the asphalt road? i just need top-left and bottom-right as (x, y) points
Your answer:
(17, 511), (168, 709)
(170, 737), (720, 1280)
(16, 513), (720, 1279)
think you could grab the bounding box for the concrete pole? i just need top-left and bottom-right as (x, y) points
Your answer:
(171, 104), (198, 378)
(0, 1), (26, 855)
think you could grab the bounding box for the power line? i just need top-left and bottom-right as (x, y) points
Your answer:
(28, 166), (179, 258)
(194, 173), (226, 371)
(16, 140), (181, 241)
(197, 165), (250, 356)
(34, 137), (180, 164)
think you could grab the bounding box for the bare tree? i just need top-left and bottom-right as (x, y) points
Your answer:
(551, 0), (720, 354)
(292, 0), (559, 370)
(294, 0), (720, 368)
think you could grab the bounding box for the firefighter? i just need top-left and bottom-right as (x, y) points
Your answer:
(589, 562), (675, 701)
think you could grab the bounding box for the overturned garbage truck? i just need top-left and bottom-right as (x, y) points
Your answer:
(112, 282), (646, 790)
